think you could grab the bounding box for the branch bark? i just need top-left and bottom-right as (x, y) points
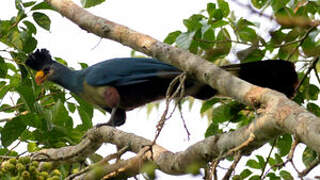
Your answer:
(41, 0), (320, 178)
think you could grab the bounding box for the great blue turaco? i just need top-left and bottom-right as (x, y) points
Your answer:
(26, 49), (298, 126)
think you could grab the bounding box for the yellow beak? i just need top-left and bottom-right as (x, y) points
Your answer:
(35, 70), (48, 85)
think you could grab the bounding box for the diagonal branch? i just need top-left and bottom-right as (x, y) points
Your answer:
(40, 0), (320, 178)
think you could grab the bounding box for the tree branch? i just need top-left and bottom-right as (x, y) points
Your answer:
(41, 0), (320, 177)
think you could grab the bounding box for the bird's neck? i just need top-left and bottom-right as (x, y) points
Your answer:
(51, 64), (84, 93)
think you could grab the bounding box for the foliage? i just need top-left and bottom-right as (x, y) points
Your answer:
(0, 0), (319, 179)
(0, 0), (93, 174)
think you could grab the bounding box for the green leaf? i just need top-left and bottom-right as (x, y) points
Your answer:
(31, 2), (55, 11)
(200, 98), (219, 113)
(213, 9), (223, 20)
(211, 20), (229, 28)
(81, 0), (105, 8)
(237, 18), (255, 30)
(280, 170), (294, 180)
(306, 84), (320, 100)
(205, 122), (221, 137)
(189, 30), (201, 54)
(301, 30), (320, 56)
(22, 20), (37, 34)
(238, 27), (257, 42)
(73, 94), (93, 130)
(307, 103), (320, 117)
(8, 29), (23, 50)
(218, 0), (230, 17)
(278, 44), (297, 60)
(0, 83), (11, 99)
(0, 57), (8, 78)
(55, 57), (68, 66)
(67, 102), (76, 113)
(16, 82), (36, 112)
(275, 153), (284, 164)
(266, 172), (281, 180)
(302, 147), (317, 167)
(23, 113), (42, 129)
(79, 62), (89, 69)
(240, 169), (252, 179)
(268, 157), (277, 170)
(19, 31), (37, 53)
(212, 101), (244, 123)
(164, 31), (181, 44)
(249, 175), (261, 180)
(200, 27), (215, 49)
(207, 3), (216, 18)
(15, 0), (23, 11)
(1, 115), (27, 147)
(271, 0), (290, 12)
(270, 30), (286, 46)
(27, 142), (39, 152)
(23, 1), (36, 7)
(0, 21), (12, 44)
(176, 31), (196, 49)
(246, 159), (261, 169)
(251, 0), (268, 9)
(276, 134), (292, 156)
(206, 28), (231, 61)
(52, 100), (73, 129)
(32, 12), (51, 31)
(256, 155), (265, 168)
(183, 14), (204, 31)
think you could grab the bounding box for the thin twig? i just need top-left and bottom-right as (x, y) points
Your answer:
(224, 132), (255, 158)
(222, 152), (242, 180)
(212, 160), (219, 180)
(178, 103), (191, 141)
(260, 139), (277, 179)
(5, 140), (22, 156)
(0, 155), (17, 160)
(204, 164), (211, 180)
(152, 73), (186, 144)
(295, 57), (320, 93)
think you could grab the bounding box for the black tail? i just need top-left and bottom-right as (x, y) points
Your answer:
(192, 60), (298, 99)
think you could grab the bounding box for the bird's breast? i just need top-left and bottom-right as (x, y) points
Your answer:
(80, 81), (110, 109)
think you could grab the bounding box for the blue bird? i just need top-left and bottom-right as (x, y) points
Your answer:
(26, 49), (298, 126)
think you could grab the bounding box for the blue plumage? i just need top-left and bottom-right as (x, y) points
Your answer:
(84, 58), (181, 87)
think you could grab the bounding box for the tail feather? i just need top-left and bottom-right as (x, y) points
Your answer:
(221, 60), (298, 98)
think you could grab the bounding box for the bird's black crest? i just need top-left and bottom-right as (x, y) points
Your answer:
(26, 49), (54, 71)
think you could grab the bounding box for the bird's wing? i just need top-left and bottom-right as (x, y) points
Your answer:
(84, 58), (181, 87)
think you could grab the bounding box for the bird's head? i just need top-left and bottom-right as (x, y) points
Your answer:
(26, 49), (60, 85)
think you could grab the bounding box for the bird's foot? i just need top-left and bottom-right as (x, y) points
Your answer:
(95, 121), (115, 128)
